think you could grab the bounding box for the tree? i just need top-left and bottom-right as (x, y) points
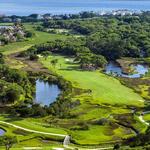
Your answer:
(51, 59), (58, 68)
(32, 104), (47, 117)
(0, 53), (4, 64)
(16, 105), (33, 117)
(91, 55), (107, 68)
(25, 31), (34, 38)
(29, 54), (39, 61)
(0, 136), (17, 150)
(5, 88), (20, 104)
(41, 51), (51, 60)
(0, 80), (23, 104)
(113, 144), (120, 150)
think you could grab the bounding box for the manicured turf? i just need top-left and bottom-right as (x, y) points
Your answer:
(41, 55), (144, 107)
(0, 116), (67, 135)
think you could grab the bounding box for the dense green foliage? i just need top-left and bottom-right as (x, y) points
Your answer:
(0, 63), (74, 118)
(0, 80), (23, 104)
(5, 71), (74, 118)
(0, 65), (33, 104)
(42, 13), (150, 60)
(125, 127), (150, 147)
(22, 38), (107, 70)
(0, 136), (17, 150)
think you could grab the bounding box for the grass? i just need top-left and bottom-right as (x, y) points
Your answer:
(0, 23), (69, 55)
(0, 23), (147, 146)
(39, 54), (146, 145)
(0, 130), (64, 149)
(69, 125), (132, 145)
(145, 68), (150, 77)
(40, 55), (144, 107)
(70, 125), (113, 145)
(0, 115), (67, 135)
(139, 85), (150, 99)
(0, 115), (67, 149)
(133, 115), (148, 133)
(143, 114), (150, 122)
(5, 57), (26, 69)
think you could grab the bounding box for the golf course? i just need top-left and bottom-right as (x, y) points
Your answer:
(0, 16), (150, 150)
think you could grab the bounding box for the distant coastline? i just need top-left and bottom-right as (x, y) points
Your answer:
(0, 10), (149, 24)
(0, 9), (143, 17)
(0, 0), (150, 16)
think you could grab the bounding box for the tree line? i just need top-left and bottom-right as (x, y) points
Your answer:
(21, 38), (107, 70)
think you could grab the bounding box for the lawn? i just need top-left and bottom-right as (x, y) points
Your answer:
(40, 55), (144, 107)
(0, 23), (68, 55)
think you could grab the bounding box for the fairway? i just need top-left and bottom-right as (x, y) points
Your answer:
(41, 55), (144, 107)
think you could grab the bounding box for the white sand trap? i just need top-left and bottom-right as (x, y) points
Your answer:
(52, 148), (64, 150)
(37, 54), (43, 58)
(65, 59), (70, 62)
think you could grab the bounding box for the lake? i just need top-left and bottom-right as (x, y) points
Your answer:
(35, 79), (61, 106)
(0, 0), (150, 16)
(105, 62), (149, 78)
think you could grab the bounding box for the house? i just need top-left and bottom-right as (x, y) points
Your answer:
(81, 64), (96, 71)
(2, 18), (12, 22)
(13, 18), (22, 23)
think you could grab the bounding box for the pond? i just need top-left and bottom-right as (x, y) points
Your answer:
(35, 79), (61, 106)
(0, 128), (5, 136)
(105, 62), (148, 78)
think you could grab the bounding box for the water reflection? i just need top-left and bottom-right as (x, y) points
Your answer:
(0, 128), (5, 136)
(105, 62), (148, 78)
(35, 79), (61, 106)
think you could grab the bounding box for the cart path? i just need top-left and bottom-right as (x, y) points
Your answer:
(0, 121), (66, 137)
(0, 121), (114, 150)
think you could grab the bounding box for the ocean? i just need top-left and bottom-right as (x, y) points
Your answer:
(0, 0), (150, 16)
